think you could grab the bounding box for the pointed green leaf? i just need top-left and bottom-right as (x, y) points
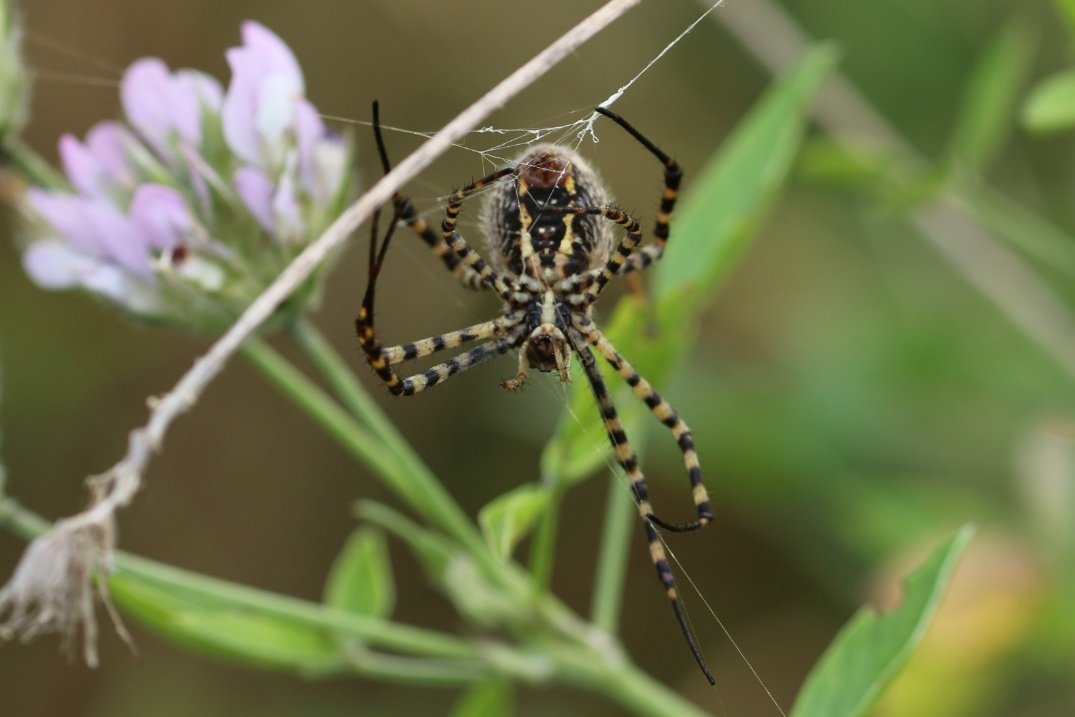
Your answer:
(358, 501), (523, 626)
(542, 44), (837, 485)
(110, 573), (345, 673)
(478, 484), (551, 559)
(949, 21), (1033, 170)
(796, 137), (906, 193)
(111, 551), (474, 663)
(654, 43), (839, 315)
(957, 182), (1075, 277)
(1023, 69), (1075, 133)
(449, 681), (513, 717)
(1054, 0), (1075, 37)
(324, 527), (395, 619)
(791, 525), (975, 717)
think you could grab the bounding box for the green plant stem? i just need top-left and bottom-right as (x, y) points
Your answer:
(117, 552), (477, 659)
(239, 337), (410, 502)
(0, 496), (476, 661)
(242, 334), (493, 564)
(527, 477), (562, 592)
(0, 496), (50, 540)
(252, 331), (601, 636)
(0, 140), (66, 190)
(341, 651), (493, 685)
(282, 322), (494, 565)
(551, 643), (711, 717)
(257, 329), (716, 714)
(289, 318), (389, 435)
(590, 476), (637, 632)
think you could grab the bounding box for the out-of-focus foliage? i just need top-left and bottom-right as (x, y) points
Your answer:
(792, 526), (974, 717)
(2, 0), (1074, 715)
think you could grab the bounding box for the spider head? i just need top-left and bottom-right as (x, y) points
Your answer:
(526, 323), (571, 383)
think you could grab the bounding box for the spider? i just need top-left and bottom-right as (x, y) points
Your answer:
(356, 103), (715, 684)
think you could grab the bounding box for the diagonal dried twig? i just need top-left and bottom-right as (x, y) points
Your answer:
(1, 0), (648, 661)
(58, 0), (647, 534)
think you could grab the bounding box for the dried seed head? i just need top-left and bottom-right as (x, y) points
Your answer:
(0, 516), (131, 666)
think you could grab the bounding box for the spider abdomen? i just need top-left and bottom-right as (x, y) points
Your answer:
(480, 144), (613, 282)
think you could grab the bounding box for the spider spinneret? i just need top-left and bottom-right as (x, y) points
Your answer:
(356, 103), (716, 685)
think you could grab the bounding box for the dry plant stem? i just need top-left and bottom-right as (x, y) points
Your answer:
(716, 0), (1075, 383)
(53, 0), (645, 535)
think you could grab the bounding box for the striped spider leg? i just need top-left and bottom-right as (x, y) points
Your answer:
(356, 103), (715, 683)
(567, 326), (714, 684)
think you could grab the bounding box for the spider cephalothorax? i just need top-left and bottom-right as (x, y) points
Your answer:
(356, 104), (716, 684)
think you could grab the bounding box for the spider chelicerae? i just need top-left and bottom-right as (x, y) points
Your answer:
(356, 103), (715, 684)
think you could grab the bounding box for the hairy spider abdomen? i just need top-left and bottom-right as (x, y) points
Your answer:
(481, 144), (613, 283)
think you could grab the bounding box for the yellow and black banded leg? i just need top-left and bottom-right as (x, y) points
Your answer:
(596, 107), (682, 271)
(440, 169), (519, 301)
(573, 315), (713, 532)
(362, 324), (528, 397)
(393, 193), (487, 290)
(644, 519), (715, 685)
(378, 312), (525, 367)
(370, 100), (486, 290)
(572, 336), (715, 685)
(571, 338), (665, 527)
(548, 205), (643, 304)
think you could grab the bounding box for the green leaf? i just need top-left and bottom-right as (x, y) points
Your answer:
(957, 182), (1075, 277)
(791, 525), (975, 717)
(654, 43), (839, 315)
(324, 527), (395, 619)
(478, 484), (551, 559)
(449, 681), (513, 717)
(1054, 0), (1075, 38)
(111, 551), (474, 661)
(358, 501), (525, 627)
(949, 21), (1033, 171)
(541, 44), (837, 484)
(110, 573), (345, 674)
(1023, 69), (1075, 134)
(796, 137), (906, 193)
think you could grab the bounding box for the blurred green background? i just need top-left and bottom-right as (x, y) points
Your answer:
(2, 0), (1074, 715)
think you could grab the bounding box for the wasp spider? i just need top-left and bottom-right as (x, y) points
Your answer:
(356, 103), (715, 684)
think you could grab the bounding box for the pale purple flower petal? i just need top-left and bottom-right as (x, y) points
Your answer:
(239, 21), (304, 92)
(122, 58), (202, 149)
(272, 169), (303, 240)
(23, 242), (156, 314)
(85, 122), (133, 178)
(21, 19), (352, 328)
(222, 22), (305, 168)
(58, 134), (103, 198)
(26, 190), (99, 255)
(234, 166), (275, 231)
(81, 203), (154, 280)
(129, 184), (191, 251)
(177, 69), (223, 114)
(254, 72), (299, 163)
(221, 47), (261, 164)
(310, 137), (348, 206)
(294, 99), (325, 194)
(23, 242), (86, 289)
(58, 123), (133, 199)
